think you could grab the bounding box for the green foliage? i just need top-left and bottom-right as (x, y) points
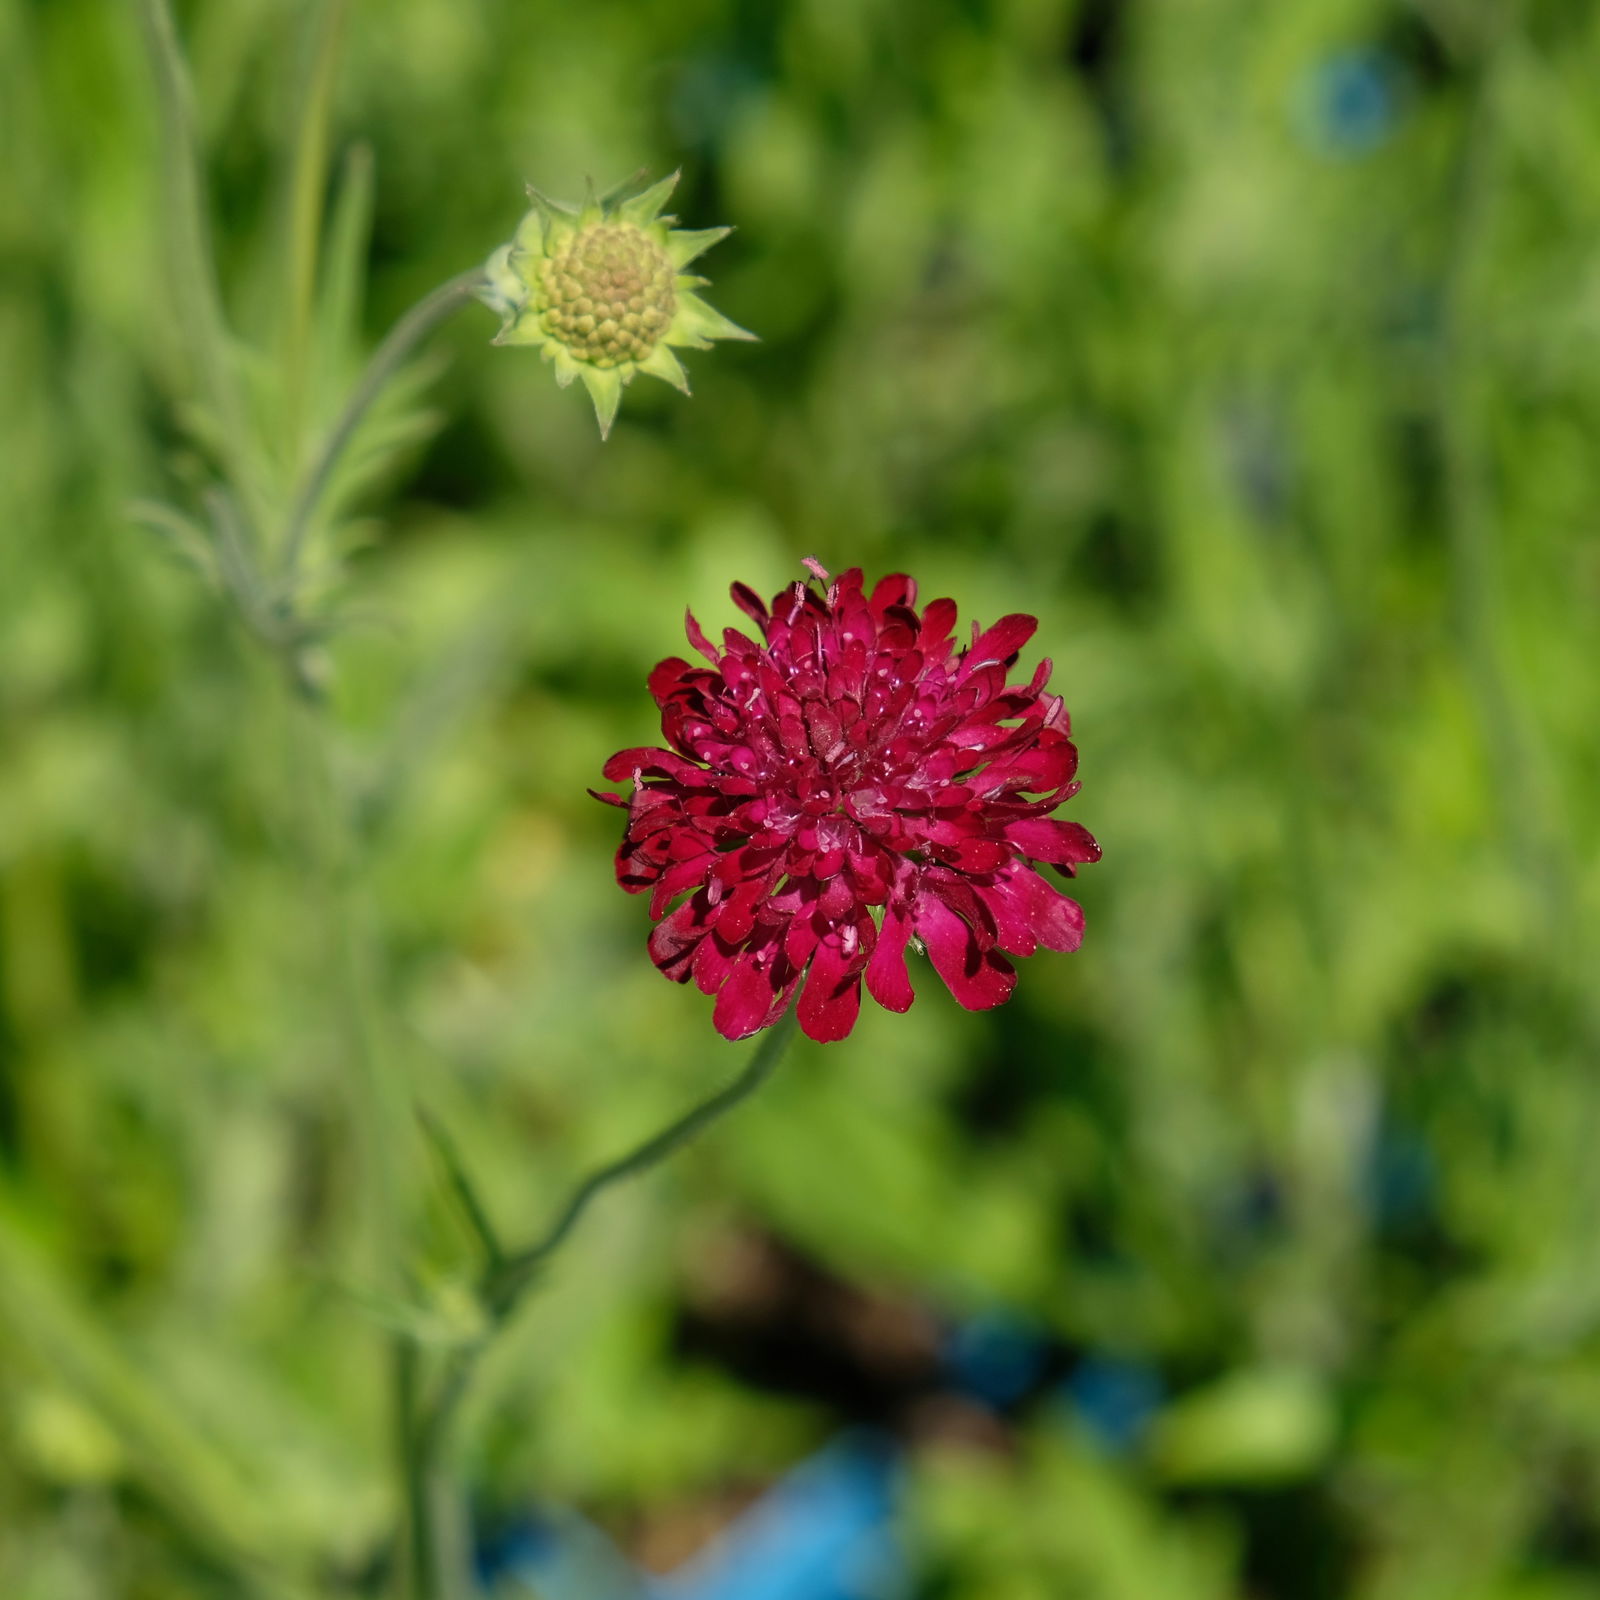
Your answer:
(2, 0), (1598, 1596)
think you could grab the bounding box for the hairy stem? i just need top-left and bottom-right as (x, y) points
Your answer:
(281, 268), (485, 582)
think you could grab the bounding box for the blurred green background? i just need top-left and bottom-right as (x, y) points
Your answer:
(2, 0), (1598, 1596)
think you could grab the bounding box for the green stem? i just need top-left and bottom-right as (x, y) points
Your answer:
(394, 1336), (439, 1600)
(291, 693), (426, 1596)
(293, 696), (408, 1266)
(419, 1108), (507, 1275)
(281, 268), (485, 583)
(488, 1008), (799, 1314)
(408, 1010), (800, 1571)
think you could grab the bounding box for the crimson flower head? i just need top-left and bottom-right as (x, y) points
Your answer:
(595, 562), (1100, 1043)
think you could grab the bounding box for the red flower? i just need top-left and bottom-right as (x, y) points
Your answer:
(595, 562), (1099, 1043)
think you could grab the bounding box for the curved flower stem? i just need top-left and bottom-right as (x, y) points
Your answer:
(280, 268), (486, 584)
(408, 1009), (800, 1577)
(491, 1007), (798, 1313)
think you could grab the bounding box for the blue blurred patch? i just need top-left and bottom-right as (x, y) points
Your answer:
(1297, 50), (1402, 157)
(1366, 1121), (1435, 1229)
(655, 1433), (902, 1600)
(1062, 1355), (1162, 1454)
(942, 1311), (1050, 1409)
(475, 1515), (556, 1588)
(490, 1434), (904, 1600)
(486, 1507), (648, 1600)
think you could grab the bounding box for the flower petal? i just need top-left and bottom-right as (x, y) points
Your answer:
(684, 609), (720, 665)
(692, 931), (741, 997)
(865, 901), (916, 1013)
(919, 598), (958, 651)
(647, 656), (697, 705)
(649, 850), (718, 917)
(797, 942), (863, 1042)
(648, 897), (711, 982)
(731, 582), (769, 629)
(602, 747), (708, 785)
(932, 836), (1012, 873)
(868, 573), (917, 617)
(1004, 817), (1102, 865)
(714, 955), (782, 1040)
(966, 613), (1037, 668)
(914, 894), (1017, 1011)
(983, 863), (1085, 955)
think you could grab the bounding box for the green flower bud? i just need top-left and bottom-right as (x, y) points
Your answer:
(480, 171), (754, 439)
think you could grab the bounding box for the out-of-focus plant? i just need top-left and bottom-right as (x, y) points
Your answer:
(8, 0), (1596, 1595)
(125, 0), (1109, 1587)
(128, 3), (771, 1594)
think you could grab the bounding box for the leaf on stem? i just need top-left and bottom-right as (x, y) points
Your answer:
(418, 1107), (507, 1274)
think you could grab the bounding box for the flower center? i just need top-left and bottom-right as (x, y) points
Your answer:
(536, 223), (676, 369)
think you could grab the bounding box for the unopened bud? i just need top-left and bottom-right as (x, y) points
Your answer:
(480, 171), (754, 439)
